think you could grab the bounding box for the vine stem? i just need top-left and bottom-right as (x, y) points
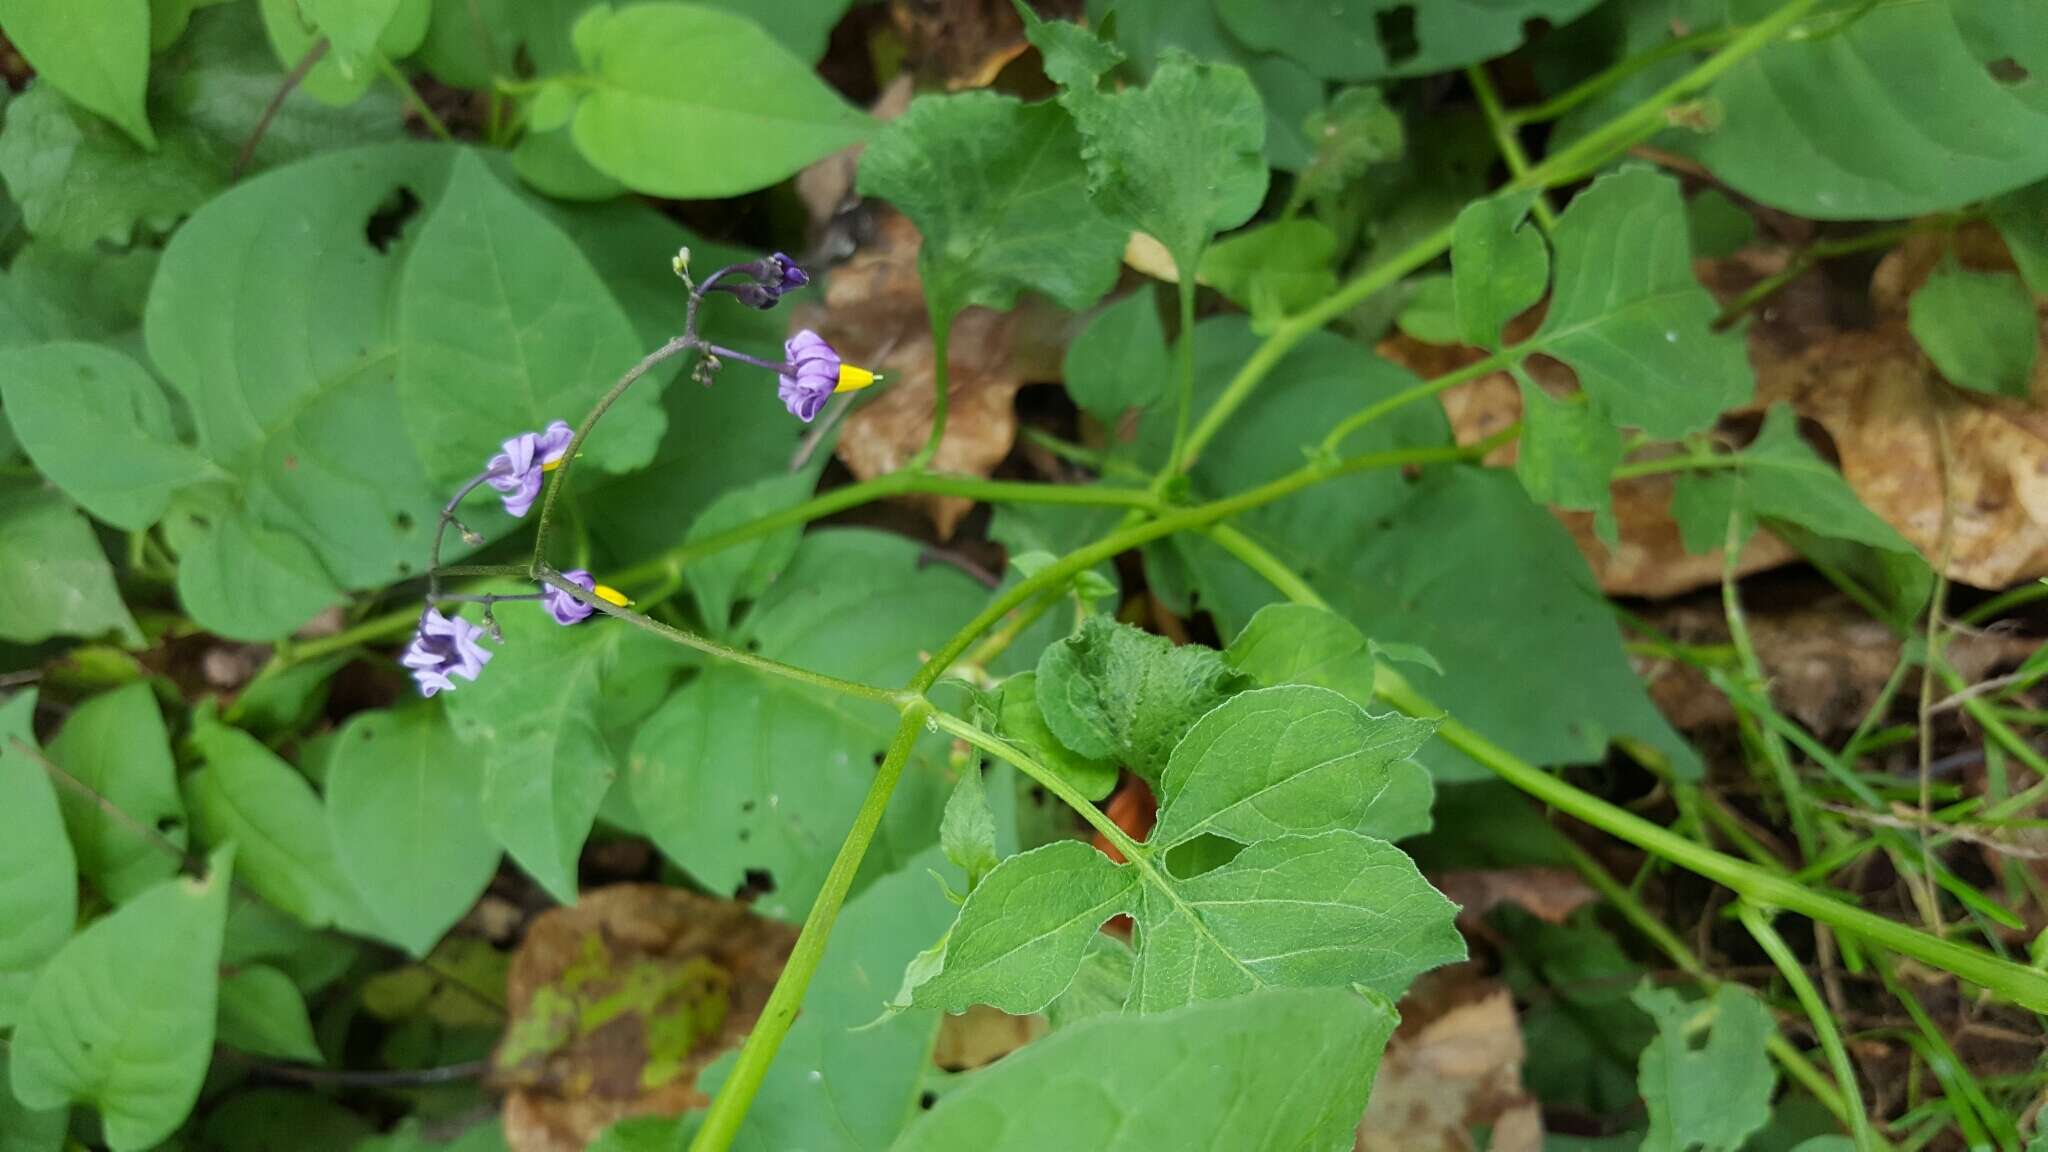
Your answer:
(908, 312), (953, 471)
(1739, 903), (1876, 1152)
(688, 703), (931, 1150)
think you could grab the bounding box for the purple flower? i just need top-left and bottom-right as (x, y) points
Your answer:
(779, 330), (841, 422)
(721, 253), (811, 310)
(545, 570), (597, 626)
(402, 608), (493, 696)
(485, 421), (574, 518)
(768, 253), (808, 291)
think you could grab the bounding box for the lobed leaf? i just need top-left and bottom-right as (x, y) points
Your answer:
(1634, 984), (1778, 1152)
(1034, 614), (1249, 787)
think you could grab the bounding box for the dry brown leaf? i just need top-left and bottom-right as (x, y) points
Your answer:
(886, 0), (1047, 90)
(932, 1004), (1045, 1070)
(1436, 867), (1598, 929)
(497, 885), (797, 1152)
(797, 210), (1065, 537)
(796, 76), (914, 229)
(1357, 972), (1541, 1152)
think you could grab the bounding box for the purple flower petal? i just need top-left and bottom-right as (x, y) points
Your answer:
(403, 608), (494, 696)
(778, 329), (840, 423)
(545, 570), (598, 626)
(483, 421), (573, 517)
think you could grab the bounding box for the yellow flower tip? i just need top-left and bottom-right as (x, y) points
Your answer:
(541, 456), (564, 472)
(594, 584), (632, 607)
(835, 364), (880, 393)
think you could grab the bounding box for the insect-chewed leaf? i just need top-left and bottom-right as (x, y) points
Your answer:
(1034, 614), (1248, 787)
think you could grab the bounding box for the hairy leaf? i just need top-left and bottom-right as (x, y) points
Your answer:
(398, 151), (660, 485)
(1527, 168), (1751, 439)
(0, 342), (214, 530)
(8, 849), (232, 1152)
(941, 763), (1001, 893)
(1035, 614), (1248, 787)
(1635, 984), (1778, 1152)
(858, 91), (1124, 323)
(217, 964), (322, 1063)
(994, 671), (1118, 803)
(327, 707), (500, 956)
(0, 691), (76, 1029)
(47, 683), (187, 903)
(914, 841), (1138, 1013)
(568, 2), (869, 198)
(891, 988), (1397, 1151)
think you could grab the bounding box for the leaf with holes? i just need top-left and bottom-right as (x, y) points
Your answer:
(858, 90), (1125, 325)
(631, 532), (987, 919)
(7, 848), (232, 1152)
(915, 685), (1460, 1015)
(47, 683), (188, 904)
(397, 150), (661, 486)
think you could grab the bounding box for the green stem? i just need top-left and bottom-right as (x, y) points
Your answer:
(374, 55), (453, 141)
(1610, 453), (1743, 480)
(686, 703), (930, 1152)
(1959, 578), (2048, 626)
(1373, 667), (2048, 1012)
(929, 712), (1141, 859)
(1740, 903), (1876, 1152)
(910, 313), (953, 472)
(1506, 27), (1731, 126)
(1715, 217), (1966, 327)
(1467, 64), (1557, 229)
(1319, 347), (1515, 457)
(1167, 275), (1198, 473)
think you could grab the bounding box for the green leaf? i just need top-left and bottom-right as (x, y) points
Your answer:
(1516, 381), (1622, 545)
(891, 988), (1396, 1152)
(702, 856), (960, 1151)
(1213, 0), (1600, 81)
(1634, 984), (1778, 1152)
(1451, 191), (1548, 349)
(857, 91), (1124, 324)
(1394, 274), (1459, 344)
(397, 150), (660, 485)
(1015, 0), (1123, 96)
(994, 671), (1117, 803)
(1069, 50), (1268, 275)
(1198, 219), (1339, 330)
(1526, 167), (1751, 439)
(510, 124), (626, 201)
(1294, 85), (1403, 205)
(0, 342), (214, 530)
(940, 763), (1001, 893)
(630, 531), (986, 919)
(358, 1118), (509, 1152)
(1223, 603), (1378, 706)
(0, 0), (155, 147)
(1034, 614), (1248, 787)
(1494, 908), (1654, 1116)
(1672, 406), (1921, 561)
(0, 244), (157, 355)
(1991, 181), (2048, 296)
(567, 1), (869, 199)
(228, 652), (353, 736)
(146, 141), (453, 596)
(681, 471), (815, 634)
(1063, 288), (1169, 419)
(0, 484), (142, 646)
(446, 602), (691, 904)
(217, 964), (323, 1063)
(1686, 189), (1754, 261)
(0, 1049), (67, 1152)
(1042, 934), (1133, 1029)
(257, 0), (429, 105)
(168, 494), (344, 642)
(0, 6), (402, 249)
(185, 720), (373, 931)
(920, 687), (1459, 1016)
(0, 691), (76, 1029)
(1907, 264), (2040, 398)
(8, 849), (233, 1152)
(203, 1089), (375, 1152)
(1693, 0), (2048, 218)
(47, 683), (187, 904)
(327, 707), (501, 956)
(915, 841), (1137, 1014)
(1155, 685), (1435, 847)
(1159, 317), (1699, 782)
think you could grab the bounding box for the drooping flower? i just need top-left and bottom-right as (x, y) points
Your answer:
(724, 253), (812, 310)
(544, 569), (632, 626)
(778, 330), (879, 422)
(402, 608), (493, 696)
(485, 420), (574, 518)
(767, 252), (809, 292)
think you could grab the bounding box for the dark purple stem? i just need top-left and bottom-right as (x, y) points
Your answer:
(702, 343), (792, 377)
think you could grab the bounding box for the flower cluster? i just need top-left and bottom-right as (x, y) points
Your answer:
(403, 249), (880, 697)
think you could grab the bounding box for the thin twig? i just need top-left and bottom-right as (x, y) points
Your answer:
(248, 1057), (489, 1088)
(235, 39), (329, 179)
